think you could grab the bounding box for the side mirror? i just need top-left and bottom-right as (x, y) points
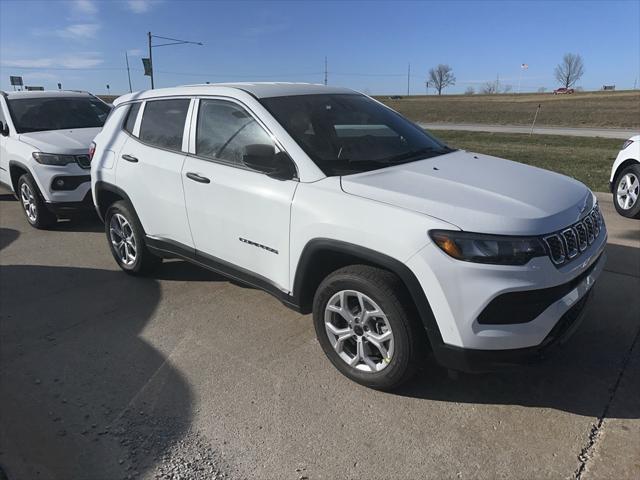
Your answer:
(0, 121), (9, 137)
(243, 144), (295, 180)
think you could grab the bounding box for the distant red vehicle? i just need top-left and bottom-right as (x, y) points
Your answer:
(553, 87), (575, 95)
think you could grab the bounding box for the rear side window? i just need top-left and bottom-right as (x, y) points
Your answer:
(123, 102), (141, 134)
(196, 99), (274, 166)
(139, 99), (190, 151)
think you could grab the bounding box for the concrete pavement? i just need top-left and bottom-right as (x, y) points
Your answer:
(419, 123), (639, 139)
(0, 188), (638, 479)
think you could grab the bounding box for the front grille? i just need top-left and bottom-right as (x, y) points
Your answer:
(76, 155), (91, 169)
(543, 204), (604, 267)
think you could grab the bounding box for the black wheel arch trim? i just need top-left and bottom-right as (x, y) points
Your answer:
(292, 238), (445, 350)
(94, 180), (135, 222)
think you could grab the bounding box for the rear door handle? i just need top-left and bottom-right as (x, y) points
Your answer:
(121, 154), (138, 163)
(186, 172), (211, 184)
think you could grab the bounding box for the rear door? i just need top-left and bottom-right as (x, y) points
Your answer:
(115, 98), (194, 248)
(182, 98), (297, 291)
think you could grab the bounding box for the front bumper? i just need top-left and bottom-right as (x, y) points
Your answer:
(430, 262), (599, 372)
(45, 190), (95, 216)
(31, 163), (92, 203)
(406, 224), (607, 370)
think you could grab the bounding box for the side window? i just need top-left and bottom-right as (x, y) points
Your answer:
(139, 99), (190, 151)
(196, 99), (275, 167)
(123, 102), (140, 135)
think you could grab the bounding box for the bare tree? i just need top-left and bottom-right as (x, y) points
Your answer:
(502, 84), (513, 93)
(428, 64), (456, 95)
(554, 53), (585, 88)
(464, 86), (475, 95)
(481, 81), (498, 94)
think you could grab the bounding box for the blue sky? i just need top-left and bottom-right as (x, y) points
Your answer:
(1, 0), (638, 95)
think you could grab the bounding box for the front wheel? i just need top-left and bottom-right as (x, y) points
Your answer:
(312, 265), (425, 390)
(104, 200), (161, 275)
(613, 164), (640, 218)
(18, 174), (56, 229)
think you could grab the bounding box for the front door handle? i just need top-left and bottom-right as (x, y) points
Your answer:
(121, 154), (138, 163)
(186, 172), (211, 184)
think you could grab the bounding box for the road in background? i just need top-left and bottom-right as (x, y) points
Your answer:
(420, 123), (639, 139)
(0, 188), (638, 479)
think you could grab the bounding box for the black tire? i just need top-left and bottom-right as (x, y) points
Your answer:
(17, 173), (57, 229)
(612, 163), (640, 219)
(104, 200), (161, 275)
(312, 265), (426, 391)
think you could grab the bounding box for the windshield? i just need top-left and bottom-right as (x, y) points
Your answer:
(8, 96), (111, 133)
(260, 93), (453, 176)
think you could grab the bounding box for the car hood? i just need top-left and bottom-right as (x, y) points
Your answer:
(19, 127), (101, 155)
(340, 150), (594, 235)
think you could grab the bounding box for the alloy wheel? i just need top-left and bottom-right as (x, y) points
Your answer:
(324, 290), (394, 372)
(617, 173), (639, 210)
(20, 182), (38, 223)
(109, 213), (137, 266)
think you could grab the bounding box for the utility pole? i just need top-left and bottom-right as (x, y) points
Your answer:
(496, 73), (500, 93)
(125, 51), (132, 93)
(407, 63), (411, 96)
(425, 80), (430, 95)
(324, 56), (328, 86)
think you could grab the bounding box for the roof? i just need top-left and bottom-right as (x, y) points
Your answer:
(197, 82), (355, 98)
(113, 82), (356, 106)
(1, 90), (93, 100)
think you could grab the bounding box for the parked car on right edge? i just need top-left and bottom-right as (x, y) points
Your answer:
(610, 135), (640, 218)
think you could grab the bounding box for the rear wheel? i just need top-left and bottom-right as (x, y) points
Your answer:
(105, 200), (161, 274)
(613, 164), (640, 218)
(312, 265), (425, 390)
(18, 173), (56, 229)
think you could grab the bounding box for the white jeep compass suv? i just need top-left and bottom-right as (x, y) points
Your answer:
(91, 83), (606, 390)
(0, 90), (110, 228)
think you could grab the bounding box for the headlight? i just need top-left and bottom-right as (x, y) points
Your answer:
(32, 152), (77, 166)
(621, 139), (634, 150)
(429, 230), (546, 265)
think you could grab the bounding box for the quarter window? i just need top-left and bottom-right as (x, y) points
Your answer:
(139, 99), (190, 151)
(196, 99), (275, 167)
(123, 102), (141, 135)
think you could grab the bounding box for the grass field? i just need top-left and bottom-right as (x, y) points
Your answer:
(379, 90), (640, 129)
(432, 130), (621, 192)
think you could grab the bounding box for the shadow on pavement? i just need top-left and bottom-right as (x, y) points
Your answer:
(0, 265), (196, 479)
(398, 243), (640, 419)
(0, 228), (19, 251)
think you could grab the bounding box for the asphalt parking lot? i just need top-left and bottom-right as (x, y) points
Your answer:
(0, 188), (638, 480)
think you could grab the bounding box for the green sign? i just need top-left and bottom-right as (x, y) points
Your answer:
(142, 58), (152, 76)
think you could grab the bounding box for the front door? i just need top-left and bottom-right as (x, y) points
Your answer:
(182, 98), (297, 291)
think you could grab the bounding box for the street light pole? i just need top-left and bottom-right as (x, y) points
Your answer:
(145, 32), (203, 89)
(148, 31), (154, 89)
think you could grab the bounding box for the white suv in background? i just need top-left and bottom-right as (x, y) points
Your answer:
(91, 83), (606, 390)
(0, 90), (111, 228)
(609, 135), (640, 218)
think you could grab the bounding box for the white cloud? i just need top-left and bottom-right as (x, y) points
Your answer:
(126, 0), (156, 13)
(1, 53), (103, 69)
(57, 23), (100, 39)
(73, 0), (98, 15)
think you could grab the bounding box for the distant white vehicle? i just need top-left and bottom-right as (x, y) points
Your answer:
(609, 135), (640, 218)
(0, 90), (111, 228)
